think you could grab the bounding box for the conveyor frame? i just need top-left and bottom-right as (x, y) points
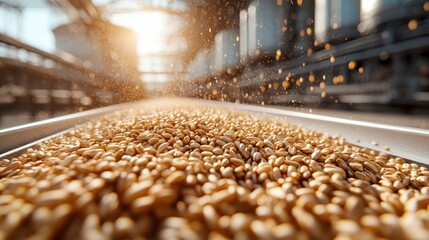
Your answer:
(1, 99), (428, 166)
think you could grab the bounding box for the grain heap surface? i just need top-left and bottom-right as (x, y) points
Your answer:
(1, 106), (429, 240)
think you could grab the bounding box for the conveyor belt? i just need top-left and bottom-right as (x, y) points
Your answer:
(0, 101), (142, 157)
(1, 98), (428, 165)
(200, 100), (429, 165)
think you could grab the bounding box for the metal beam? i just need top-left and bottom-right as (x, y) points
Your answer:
(53, 0), (103, 23)
(0, 1), (22, 9)
(50, 0), (81, 22)
(0, 33), (77, 68)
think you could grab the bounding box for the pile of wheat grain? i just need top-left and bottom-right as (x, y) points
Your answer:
(1, 107), (429, 240)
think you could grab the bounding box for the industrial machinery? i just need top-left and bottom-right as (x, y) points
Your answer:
(0, 0), (144, 127)
(182, 0), (429, 111)
(315, 0), (361, 44)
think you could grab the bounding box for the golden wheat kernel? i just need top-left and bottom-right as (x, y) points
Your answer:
(333, 219), (360, 234)
(166, 171), (186, 185)
(36, 189), (71, 207)
(131, 196), (155, 213)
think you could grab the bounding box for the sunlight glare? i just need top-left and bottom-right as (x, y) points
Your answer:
(111, 11), (169, 55)
(361, 0), (378, 16)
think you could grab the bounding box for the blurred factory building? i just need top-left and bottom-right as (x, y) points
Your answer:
(1, 0), (429, 129)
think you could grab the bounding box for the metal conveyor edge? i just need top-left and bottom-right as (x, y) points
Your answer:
(1, 98), (428, 166)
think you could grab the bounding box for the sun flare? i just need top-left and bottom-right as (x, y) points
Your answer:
(111, 11), (169, 55)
